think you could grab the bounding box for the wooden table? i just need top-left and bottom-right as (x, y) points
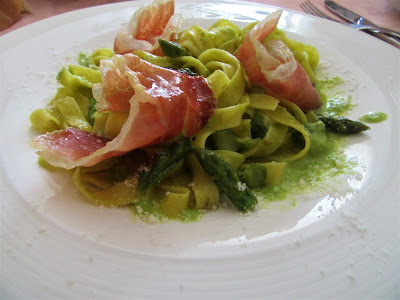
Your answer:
(1, 0), (399, 37)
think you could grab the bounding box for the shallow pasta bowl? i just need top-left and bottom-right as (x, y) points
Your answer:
(0, 0), (399, 298)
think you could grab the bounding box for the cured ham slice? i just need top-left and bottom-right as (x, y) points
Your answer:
(29, 128), (125, 167)
(30, 54), (216, 169)
(235, 10), (321, 111)
(114, 0), (183, 55)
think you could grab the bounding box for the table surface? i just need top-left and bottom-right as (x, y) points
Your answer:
(1, 0), (400, 37)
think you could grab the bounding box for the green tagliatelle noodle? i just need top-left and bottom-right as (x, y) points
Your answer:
(29, 18), (326, 222)
(30, 49), (114, 134)
(199, 49), (246, 107)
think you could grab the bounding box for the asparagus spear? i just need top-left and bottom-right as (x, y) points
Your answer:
(158, 38), (190, 57)
(317, 114), (370, 134)
(251, 113), (268, 139)
(139, 139), (258, 212)
(138, 138), (192, 190)
(192, 147), (258, 212)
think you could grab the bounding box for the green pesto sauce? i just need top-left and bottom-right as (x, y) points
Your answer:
(255, 76), (356, 205)
(129, 187), (204, 223)
(179, 209), (204, 223)
(129, 189), (164, 223)
(359, 112), (388, 123)
(254, 133), (353, 205)
(129, 76), (357, 222)
(315, 77), (354, 116)
(325, 94), (353, 115)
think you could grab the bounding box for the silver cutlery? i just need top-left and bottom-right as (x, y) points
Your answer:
(324, 0), (400, 40)
(300, 1), (400, 49)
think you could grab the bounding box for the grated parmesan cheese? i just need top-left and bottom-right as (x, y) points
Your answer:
(237, 181), (247, 191)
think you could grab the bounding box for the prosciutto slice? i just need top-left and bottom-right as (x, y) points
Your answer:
(113, 0), (183, 55)
(29, 128), (125, 168)
(30, 54), (216, 169)
(235, 10), (321, 111)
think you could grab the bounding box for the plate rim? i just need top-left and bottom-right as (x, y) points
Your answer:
(1, 0), (399, 298)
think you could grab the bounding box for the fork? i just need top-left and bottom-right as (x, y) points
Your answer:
(300, 1), (388, 33)
(300, 1), (400, 48)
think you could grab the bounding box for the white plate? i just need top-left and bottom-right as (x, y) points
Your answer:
(1, 0), (399, 298)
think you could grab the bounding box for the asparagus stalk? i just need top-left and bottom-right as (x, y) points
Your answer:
(192, 147), (258, 212)
(317, 114), (370, 134)
(158, 38), (190, 57)
(138, 138), (192, 190)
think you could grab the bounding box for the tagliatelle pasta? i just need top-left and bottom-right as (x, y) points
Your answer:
(29, 0), (369, 222)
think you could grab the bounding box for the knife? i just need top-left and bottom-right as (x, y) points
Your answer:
(324, 0), (400, 40)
